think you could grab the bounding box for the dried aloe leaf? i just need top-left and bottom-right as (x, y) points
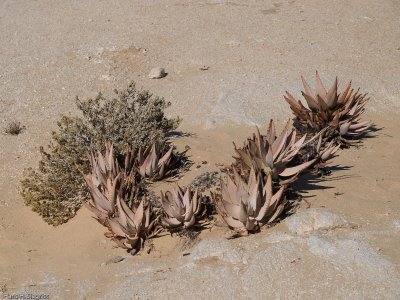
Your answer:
(284, 71), (371, 146)
(159, 184), (208, 230)
(132, 142), (178, 181)
(213, 167), (286, 236)
(234, 119), (315, 183)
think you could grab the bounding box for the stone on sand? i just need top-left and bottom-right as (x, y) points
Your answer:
(148, 67), (166, 79)
(285, 208), (349, 235)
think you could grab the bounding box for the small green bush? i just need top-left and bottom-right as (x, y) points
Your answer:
(4, 120), (25, 135)
(20, 82), (181, 226)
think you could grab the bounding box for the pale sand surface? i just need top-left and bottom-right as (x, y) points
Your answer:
(1, 0), (400, 298)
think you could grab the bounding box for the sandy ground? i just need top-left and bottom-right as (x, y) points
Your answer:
(1, 113), (400, 298)
(1, 0), (400, 299)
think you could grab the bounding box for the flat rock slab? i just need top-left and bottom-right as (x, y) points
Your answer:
(98, 212), (400, 299)
(241, 235), (400, 300)
(189, 238), (244, 265)
(100, 232), (400, 300)
(10, 227), (400, 299)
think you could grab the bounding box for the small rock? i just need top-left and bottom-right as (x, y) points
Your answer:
(105, 256), (125, 265)
(285, 208), (349, 235)
(148, 67), (166, 79)
(200, 66), (209, 70)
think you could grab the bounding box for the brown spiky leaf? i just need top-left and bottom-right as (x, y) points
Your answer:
(284, 72), (371, 146)
(159, 184), (208, 230)
(213, 168), (286, 236)
(234, 119), (315, 183)
(134, 142), (178, 181)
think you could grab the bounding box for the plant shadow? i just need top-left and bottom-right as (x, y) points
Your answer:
(275, 163), (356, 224)
(287, 164), (358, 203)
(363, 123), (382, 139)
(167, 130), (197, 138)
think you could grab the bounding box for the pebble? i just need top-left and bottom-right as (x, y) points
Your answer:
(103, 256), (125, 266)
(148, 67), (166, 79)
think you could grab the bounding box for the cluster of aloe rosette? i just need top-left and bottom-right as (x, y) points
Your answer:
(211, 72), (370, 236)
(212, 117), (338, 236)
(83, 71), (370, 253)
(284, 71), (371, 146)
(83, 141), (208, 254)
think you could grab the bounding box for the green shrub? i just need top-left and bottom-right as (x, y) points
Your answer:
(20, 82), (181, 226)
(4, 120), (25, 135)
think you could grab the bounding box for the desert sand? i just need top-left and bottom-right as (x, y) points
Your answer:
(1, 0), (400, 299)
